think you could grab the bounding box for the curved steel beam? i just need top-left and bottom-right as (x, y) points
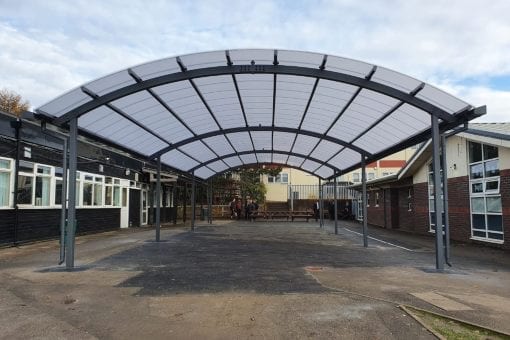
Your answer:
(189, 149), (338, 175)
(51, 64), (459, 126)
(150, 126), (369, 159)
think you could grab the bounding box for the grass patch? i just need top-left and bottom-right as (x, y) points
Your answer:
(403, 306), (510, 340)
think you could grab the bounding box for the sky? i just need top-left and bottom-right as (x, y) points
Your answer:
(0, 0), (509, 122)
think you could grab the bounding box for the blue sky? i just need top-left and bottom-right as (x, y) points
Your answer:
(0, 0), (509, 122)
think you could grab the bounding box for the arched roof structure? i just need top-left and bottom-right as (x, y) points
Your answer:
(37, 49), (485, 179)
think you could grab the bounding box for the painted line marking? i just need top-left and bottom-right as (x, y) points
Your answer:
(343, 227), (416, 252)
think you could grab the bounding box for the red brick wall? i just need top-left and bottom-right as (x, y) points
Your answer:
(398, 185), (414, 231)
(367, 190), (385, 227)
(500, 169), (510, 249)
(446, 176), (471, 243)
(410, 182), (430, 235)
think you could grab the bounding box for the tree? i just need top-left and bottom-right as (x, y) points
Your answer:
(0, 88), (30, 117)
(238, 165), (282, 204)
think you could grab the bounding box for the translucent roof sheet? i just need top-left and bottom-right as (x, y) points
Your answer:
(37, 49), (479, 180)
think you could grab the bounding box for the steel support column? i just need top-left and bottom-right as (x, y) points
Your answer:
(172, 184), (177, 225)
(361, 155), (368, 247)
(207, 180), (212, 224)
(431, 116), (445, 271)
(59, 137), (68, 264)
(318, 178), (323, 228)
(66, 117), (78, 269)
(334, 174), (338, 235)
(441, 134), (451, 265)
(191, 173), (196, 231)
(155, 156), (161, 242)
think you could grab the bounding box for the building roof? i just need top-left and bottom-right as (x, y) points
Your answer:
(35, 49), (484, 180)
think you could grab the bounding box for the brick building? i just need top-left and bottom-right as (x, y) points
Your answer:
(353, 123), (510, 249)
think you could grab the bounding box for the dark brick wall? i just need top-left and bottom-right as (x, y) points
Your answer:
(409, 182), (430, 235)
(398, 186), (414, 231)
(446, 176), (471, 243)
(0, 208), (120, 245)
(499, 169), (510, 249)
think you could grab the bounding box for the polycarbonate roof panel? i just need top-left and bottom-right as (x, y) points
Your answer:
(416, 84), (470, 113)
(226, 132), (253, 152)
(302, 159), (321, 173)
(207, 160), (229, 173)
(329, 148), (360, 169)
(327, 89), (400, 142)
(130, 57), (180, 81)
(256, 153), (272, 163)
(274, 75), (315, 128)
(179, 141), (217, 162)
(292, 134), (320, 154)
(325, 55), (374, 78)
(36, 49), (478, 180)
(78, 106), (168, 156)
(240, 153), (257, 164)
(85, 70), (136, 96)
(372, 67), (422, 93)
(278, 50), (323, 68)
(236, 74), (273, 126)
(315, 166), (334, 178)
(193, 75), (245, 129)
(354, 104), (430, 154)
(38, 87), (92, 117)
(310, 140), (343, 161)
(194, 166), (216, 179)
(203, 135), (235, 156)
(180, 50), (227, 70)
(161, 150), (199, 171)
(272, 153), (288, 164)
(273, 132), (296, 152)
(251, 131), (272, 150)
(152, 81), (219, 134)
(301, 80), (359, 134)
(110, 91), (193, 143)
(223, 156), (243, 168)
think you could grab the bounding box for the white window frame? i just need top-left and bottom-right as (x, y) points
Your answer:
(268, 173), (289, 184)
(375, 192), (379, 207)
(468, 141), (503, 243)
(0, 157), (14, 209)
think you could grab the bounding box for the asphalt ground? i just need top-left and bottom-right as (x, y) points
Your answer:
(0, 219), (509, 339)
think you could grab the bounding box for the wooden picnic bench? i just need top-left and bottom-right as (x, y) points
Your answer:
(259, 210), (314, 222)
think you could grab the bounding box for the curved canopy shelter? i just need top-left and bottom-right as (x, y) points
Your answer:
(36, 49), (484, 180)
(37, 49), (485, 271)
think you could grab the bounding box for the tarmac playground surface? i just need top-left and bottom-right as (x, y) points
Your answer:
(0, 219), (509, 339)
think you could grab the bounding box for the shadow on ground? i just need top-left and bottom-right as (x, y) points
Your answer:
(89, 225), (421, 296)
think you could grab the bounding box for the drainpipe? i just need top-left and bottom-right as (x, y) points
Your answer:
(10, 119), (22, 246)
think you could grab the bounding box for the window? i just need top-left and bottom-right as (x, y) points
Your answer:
(407, 187), (412, 211)
(268, 173), (289, 183)
(357, 193), (363, 221)
(427, 162), (444, 232)
(165, 187), (174, 207)
(375, 192), (379, 207)
(0, 158), (13, 207)
(352, 173), (360, 183)
(81, 173), (104, 206)
(35, 165), (51, 206)
(104, 177), (121, 207)
(367, 192), (370, 207)
(469, 141), (503, 242)
(368, 172), (375, 180)
(17, 160), (34, 205)
(54, 167), (63, 205)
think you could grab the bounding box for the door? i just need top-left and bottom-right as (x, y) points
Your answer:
(120, 180), (129, 228)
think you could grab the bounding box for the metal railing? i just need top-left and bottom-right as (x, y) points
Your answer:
(287, 184), (357, 200)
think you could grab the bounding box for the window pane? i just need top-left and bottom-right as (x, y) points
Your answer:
(94, 183), (103, 206)
(35, 176), (50, 206)
(485, 180), (499, 192)
(471, 182), (483, 193)
(122, 188), (127, 207)
(352, 173), (360, 182)
(483, 144), (498, 160)
(113, 187), (120, 206)
(83, 183), (93, 205)
(368, 173), (375, 180)
(105, 186), (113, 205)
(472, 214), (486, 229)
(484, 159), (499, 177)
(429, 199), (435, 212)
(487, 215), (503, 231)
(37, 165), (51, 175)
(486, 197), (501, 213)
(0, 172), (10, 206)
(17, 175), (33, 204)
(471, 197), (485, 213)
(55, 167), (63, 178)
(470, 163), (483, 179)
(55, 179), (63, 205)
(430, 212), (436, 226)
(0, 159), (10, 169)
(473, 230), (486, 238)
(488, 232), (503, 240)
(268, 176), (274, 183)
(469, 142), (482, 163)
(105, 177), (113, 184)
